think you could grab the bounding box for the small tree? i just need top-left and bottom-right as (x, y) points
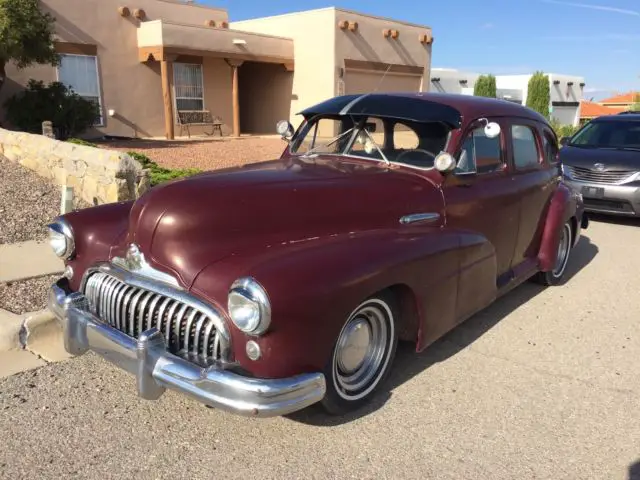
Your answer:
(0, 0), (59, 94)
(474, 74), (497, 98)
(526, 71), (551, 119)
(631, 92), (640, 111)
(4, 80), (99, 139)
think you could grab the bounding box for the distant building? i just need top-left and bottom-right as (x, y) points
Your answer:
(428, 69), (586, 126)
(429, 68), (479, 95)
(598, 92), (639, 110)
(579, 101), (624, 125)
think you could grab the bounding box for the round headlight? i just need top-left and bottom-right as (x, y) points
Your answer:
(227, 277), (271, 335)
(47, 219), (75, 260)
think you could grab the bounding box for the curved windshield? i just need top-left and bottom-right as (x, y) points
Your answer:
(570, 120), (640, 150)
(290, 115), (451, 169)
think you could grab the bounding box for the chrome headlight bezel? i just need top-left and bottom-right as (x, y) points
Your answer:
(227, 277), (271, 336)
(47, 218), (75, 260)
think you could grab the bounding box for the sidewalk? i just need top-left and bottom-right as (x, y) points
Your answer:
(0, 240), (64, 282)
(0, 240), (69, 378)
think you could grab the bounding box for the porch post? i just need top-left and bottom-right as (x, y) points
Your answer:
(160, 59), (175, 140)
(226, 59), (244, 137)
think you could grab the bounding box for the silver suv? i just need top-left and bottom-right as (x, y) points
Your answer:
(560, 114), (640, 217)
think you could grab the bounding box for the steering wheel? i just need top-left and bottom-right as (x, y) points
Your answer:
(395, 148), (437, 165)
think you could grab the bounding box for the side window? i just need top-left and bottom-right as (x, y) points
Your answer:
(511, 125), (540, 169)
(455, 127), (503, 174)
(542, 132), (559, 164)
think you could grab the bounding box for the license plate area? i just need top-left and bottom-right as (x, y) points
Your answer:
(582, 186), (605, 198)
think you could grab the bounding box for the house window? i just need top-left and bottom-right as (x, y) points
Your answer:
(57, 54), (103, 126)
(173, 63), (204, 114)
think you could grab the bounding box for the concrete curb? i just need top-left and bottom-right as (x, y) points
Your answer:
(0, 308), (24, 352)
(0, 308), (72, 362)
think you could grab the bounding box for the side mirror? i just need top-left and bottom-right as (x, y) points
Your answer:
(276, 120), (294, 141)
(560, 136), (570, 146)
(484, 122), (501, 139)
(434, 152), (457, 173)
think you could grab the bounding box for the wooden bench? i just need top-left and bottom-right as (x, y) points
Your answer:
(177, 110), (223, 138)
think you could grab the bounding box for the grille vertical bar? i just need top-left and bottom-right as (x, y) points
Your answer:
(81, 271), (225, 364)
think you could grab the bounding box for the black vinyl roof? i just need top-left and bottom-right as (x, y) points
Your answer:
(298, 93), (463, 128)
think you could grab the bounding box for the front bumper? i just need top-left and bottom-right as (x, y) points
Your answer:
(565, 178), (640, 217)
(48, 280), (326, 417)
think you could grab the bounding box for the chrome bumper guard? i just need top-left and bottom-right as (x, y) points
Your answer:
(49, 281), (326, 417)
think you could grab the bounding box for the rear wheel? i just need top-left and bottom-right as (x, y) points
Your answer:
(320, 292), (399, 415)
(534, 221), (572, 286)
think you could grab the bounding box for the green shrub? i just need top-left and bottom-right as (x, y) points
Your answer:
(474, 74), (497, 98)
(4, 80), (100, 140)
(526, 72), (551, 119)
(550, 119), (580, 141)
(67, 138), (98, 148)
(127, 151), (201, 186)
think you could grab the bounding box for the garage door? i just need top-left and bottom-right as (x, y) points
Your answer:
(344, 69), (422, 95)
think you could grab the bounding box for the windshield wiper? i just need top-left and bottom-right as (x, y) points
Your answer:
(361, 126), (390, 166)
(302, 128), (354, 157)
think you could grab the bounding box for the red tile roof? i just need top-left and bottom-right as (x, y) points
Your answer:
(599, 92), (640, 105)
(580, 101), (624, 119)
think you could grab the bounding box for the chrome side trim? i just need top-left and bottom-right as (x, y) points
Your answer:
(48, 282), (326, 418)
(399, 213), (441, 225)
(79, 262), (232, 362)
(111, 243), (182, 289)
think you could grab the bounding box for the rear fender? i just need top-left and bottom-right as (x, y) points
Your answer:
(538, 183), (576, 271)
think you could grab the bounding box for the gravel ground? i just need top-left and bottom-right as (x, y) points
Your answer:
(1, 219), (640, 479)
(0, 156), (63, 244)
(0, 156), (91, 244)
(99, 136), (287, 171)
(0, 274), (58, 314)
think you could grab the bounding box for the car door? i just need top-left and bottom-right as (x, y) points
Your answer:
(508, 121), (559, 268)
(442, 117), (521, 322)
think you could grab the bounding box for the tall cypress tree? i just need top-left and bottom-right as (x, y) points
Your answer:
(526, 71), (551, 119)
(474, 74), (497, 98)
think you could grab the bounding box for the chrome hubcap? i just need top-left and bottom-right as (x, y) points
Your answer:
(333, 300), (394, 401)
(553, 224), (571, 278)
(337, 318), (371, 373)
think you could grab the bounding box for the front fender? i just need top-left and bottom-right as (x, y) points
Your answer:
(191, 227), (462, 378)
(61, 201), (134, 290)
(538, 182), (577, 271)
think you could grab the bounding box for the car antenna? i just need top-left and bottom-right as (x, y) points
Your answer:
(373, 63), (392, 92)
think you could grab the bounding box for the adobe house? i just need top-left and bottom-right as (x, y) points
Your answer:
(0, 0), (433, 140)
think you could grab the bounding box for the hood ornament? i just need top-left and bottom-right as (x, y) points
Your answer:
(593, 163), (606, 172)
(112, 243), (182, 289)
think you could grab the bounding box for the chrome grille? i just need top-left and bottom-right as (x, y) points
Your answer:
(83, 271), (223, 365)
(565, 165), (636, 184)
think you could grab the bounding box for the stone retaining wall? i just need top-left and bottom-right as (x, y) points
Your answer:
(0, 128), (145, 205)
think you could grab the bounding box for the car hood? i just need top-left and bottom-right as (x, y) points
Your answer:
(110, 157), (442, 289)
(560, 145), (640, 171)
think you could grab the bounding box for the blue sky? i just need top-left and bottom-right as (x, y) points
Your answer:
(205, 0), (639, 101)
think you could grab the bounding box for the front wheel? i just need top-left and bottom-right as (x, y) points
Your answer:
(534, 221), (573, 286)
(320, 293), (399, 415)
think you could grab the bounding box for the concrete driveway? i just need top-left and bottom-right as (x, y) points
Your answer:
(1, 217), (639, 479)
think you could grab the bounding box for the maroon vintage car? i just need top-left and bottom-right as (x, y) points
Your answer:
(47, 93), (587, 417)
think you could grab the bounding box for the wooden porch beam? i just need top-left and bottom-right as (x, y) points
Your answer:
(226, 59), (244, 137)
(160, 59), (175, 140)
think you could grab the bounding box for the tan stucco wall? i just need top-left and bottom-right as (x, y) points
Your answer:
(0, 0), (231, 138)
(232, 8), (431, 130)
(232, 9), (337, 130)
(334, 9), (432, 93)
